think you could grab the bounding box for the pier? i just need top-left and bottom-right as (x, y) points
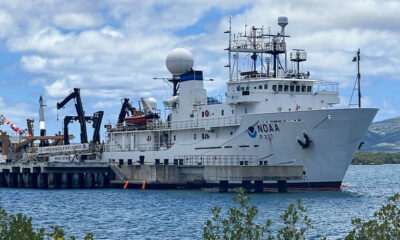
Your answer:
(0, 161), (303, 192)
(0, 162), (113, 189)
(110, 162), (303, 192)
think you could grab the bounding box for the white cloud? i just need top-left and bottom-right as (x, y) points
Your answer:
(20, 55), (47, 72)
(53, 12), (101, 30)
(0, 97), (37, 131)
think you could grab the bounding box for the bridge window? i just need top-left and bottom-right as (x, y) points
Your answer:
(290, 85), (294, 92)
(284, 85), (289, 92)
(296, 85), (300, 92)
(278, 85), (283, 91)
(301, 85), (306, 92)
(259, 85), (262, 89)
(264, 84), (268, 89)
(272, 85), (277, 91)
(307, 86), (312, 92)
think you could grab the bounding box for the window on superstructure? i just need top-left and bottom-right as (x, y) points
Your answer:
(307, 86), (312, 92)
(272, 85), (277, 91)
(259, 85), (262, 89)
(264, 84), (268, 89)
(254, 86), (257, 89)
(296, 85), (300, 92)
(202, 111), (204, 117)
(236, 86), (240, 91)
(246, 85), (249, 90)
(284, 85), (289, 92)
(278, 85), (283, 91)
(290, 85), (294, 92)
(245, 107), (248, 114)
(194, 134), (196, 140)
(241, 86), (244, 91)
(174, 135), (176, 141)
(301, 85), (306, 92)
(221, 110), (224, 116)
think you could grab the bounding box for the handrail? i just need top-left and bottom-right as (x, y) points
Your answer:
(174, 155), (259, 166)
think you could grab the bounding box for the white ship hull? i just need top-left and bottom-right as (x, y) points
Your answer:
(103, 108), (377, 189)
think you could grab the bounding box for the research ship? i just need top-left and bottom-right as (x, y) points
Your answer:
(100, 16), (377, 189)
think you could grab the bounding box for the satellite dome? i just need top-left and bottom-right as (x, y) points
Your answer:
(146, 97), (157, 110)
(278, 16), (288, 27)
(165, 48), (194, 76)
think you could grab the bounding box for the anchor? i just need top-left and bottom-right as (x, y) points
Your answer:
(297, 131), (312, 149)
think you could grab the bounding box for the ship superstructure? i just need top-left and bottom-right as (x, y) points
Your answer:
(101, 17), (377, 189)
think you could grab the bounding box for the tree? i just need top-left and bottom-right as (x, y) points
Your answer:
(203, 188), (316, 240)
(277, 199), (314, 240)
(345, 193), (400, 240)
(0, 201), (93, 240)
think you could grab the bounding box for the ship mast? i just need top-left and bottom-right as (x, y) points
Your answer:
(349, 49), (361, 108)
(224, 16), (232, 81)
(225, 17), (289, 80)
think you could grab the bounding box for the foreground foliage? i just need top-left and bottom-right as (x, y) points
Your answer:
(345, 193), (400, 240)
(204, 189), (400, 240)
(203, 188), (316, 240)
(0, 203), (93, 240)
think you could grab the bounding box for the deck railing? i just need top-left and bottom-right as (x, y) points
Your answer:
(174, 155), (259, 166)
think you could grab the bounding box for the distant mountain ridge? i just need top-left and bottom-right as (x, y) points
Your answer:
(362, 116), (400, 152)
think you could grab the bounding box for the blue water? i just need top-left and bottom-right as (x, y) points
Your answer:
(0, 165), (399, 239)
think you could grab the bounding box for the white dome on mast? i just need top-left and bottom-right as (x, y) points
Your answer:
(165, 48), (194, 76)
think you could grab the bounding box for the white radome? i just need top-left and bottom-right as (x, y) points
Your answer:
(165, 48), (194, 76)
(146, 97), (157, 110)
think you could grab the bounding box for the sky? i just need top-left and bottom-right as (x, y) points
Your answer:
(0, 0), (399, 139)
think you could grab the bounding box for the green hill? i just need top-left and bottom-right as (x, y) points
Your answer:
(362, 116), (400, 152)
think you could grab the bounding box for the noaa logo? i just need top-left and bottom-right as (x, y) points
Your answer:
(247, 126), (257, 138)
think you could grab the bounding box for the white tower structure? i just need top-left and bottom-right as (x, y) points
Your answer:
(278, 16), (289, 70)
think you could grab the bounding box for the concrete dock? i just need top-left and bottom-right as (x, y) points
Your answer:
(110, 163), (304, 192)
(0, 162), (113, 189)
(0, 161), (303, 192)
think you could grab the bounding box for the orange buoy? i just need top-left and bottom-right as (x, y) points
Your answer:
(123, 181), (129, 189)
(142, 181), (146, 190)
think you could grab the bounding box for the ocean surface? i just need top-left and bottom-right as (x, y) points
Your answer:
(0, 164), (399, 239)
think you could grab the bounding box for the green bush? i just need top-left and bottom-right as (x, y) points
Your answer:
(345, 193), (400, 239)
(204, 189), (400, 240)
(0, 202), (93, 240)
(203, 188), (319, 240)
